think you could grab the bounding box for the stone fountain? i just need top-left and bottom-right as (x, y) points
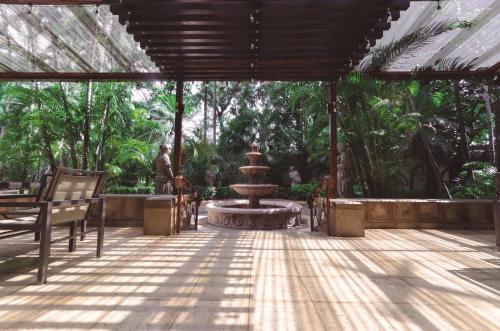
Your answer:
(207, 143), (301, 229)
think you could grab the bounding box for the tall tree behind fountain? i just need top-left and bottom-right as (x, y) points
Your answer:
(230, 143), (278, 208)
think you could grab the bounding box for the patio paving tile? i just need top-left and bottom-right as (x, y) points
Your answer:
(0, 223), (499, 330)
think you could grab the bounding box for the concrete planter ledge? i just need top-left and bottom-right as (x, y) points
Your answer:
(96, 194), (177, 227)
(100, 194), (176, 199)
(327, 198), (494, 232)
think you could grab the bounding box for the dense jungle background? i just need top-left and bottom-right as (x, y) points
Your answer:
(0, 21), (499, 200)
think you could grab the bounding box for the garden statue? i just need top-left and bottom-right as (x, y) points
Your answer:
(289, 166), (302, 186)
(337, 143), (355, 197)
(153, 144), (174, 194)
(205, 168), (216, 187)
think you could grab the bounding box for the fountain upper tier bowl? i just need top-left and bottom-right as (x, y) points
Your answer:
(239, 166), (270, 177)
(229, 184), (277, 196)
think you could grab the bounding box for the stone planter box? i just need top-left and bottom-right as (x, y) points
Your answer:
(144, 197), (176, 236)
(98, 194), (176, 227)
(328, 199), (493, 231)
(329, 200), (365, 237)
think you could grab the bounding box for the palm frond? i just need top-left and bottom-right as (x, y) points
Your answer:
(358, 20), (466, 73)
(415, 57), (478, 72)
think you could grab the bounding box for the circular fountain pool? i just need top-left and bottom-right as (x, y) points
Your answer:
(207, 143), (302, 230)
(207, 199), (302, 229)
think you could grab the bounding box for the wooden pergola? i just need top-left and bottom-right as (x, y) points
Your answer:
(0, 0), (499, 243)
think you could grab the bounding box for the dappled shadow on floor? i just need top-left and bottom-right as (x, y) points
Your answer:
(1, 221), (499, 330)
(0, 223), (254, 330)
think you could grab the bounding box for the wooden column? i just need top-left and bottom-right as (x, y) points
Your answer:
(493, 88), (500, 247)
(328, 81), (338, 199)
(173, 80), (184, 177)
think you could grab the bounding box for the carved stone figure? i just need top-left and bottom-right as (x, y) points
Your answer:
(153, 144), (174, 194)
(337, 143), (355, 197)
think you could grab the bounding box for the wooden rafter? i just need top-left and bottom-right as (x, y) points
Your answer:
(98, 0), (409, 81)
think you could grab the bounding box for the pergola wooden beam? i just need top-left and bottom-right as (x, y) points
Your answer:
(0, 69), (497, 82)
(0, 1), (103, 4)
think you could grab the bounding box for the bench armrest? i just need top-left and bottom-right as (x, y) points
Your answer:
(0, 201), (47, 208)
(0, 194), (38, 200)
(51, 198), (101, 208)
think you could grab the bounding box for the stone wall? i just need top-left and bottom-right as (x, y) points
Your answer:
(95, 194), (190, 228)
(332, 199), (493, 230)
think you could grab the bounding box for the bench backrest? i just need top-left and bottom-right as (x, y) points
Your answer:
(44, 168), (106, 225)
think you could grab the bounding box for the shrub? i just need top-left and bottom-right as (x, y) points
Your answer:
(289, 183), (316, 200)
(450, 163), (496, 199)
(105, 185), (154, 194)
(274, 186), (290, 199)
(214, 186), (233, 199)
(194, 186), (217, 200)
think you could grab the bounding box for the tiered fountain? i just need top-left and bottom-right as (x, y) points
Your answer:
(207, 143), (301, 229)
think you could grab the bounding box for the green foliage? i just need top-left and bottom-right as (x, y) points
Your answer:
(215, 187), (238, 199)
(105, 185), (154, 194)
(0, 18), (495, 201)
(290, 183), (316, 200)
(0, 81), (179, 185)
(195, 186), (217, 200)
(450, 162), (496, 199)
(271, 183), (316, 200)
(359, 21), (465, 72)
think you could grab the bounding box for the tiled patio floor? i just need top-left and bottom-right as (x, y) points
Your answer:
(1, 220), (499, 330)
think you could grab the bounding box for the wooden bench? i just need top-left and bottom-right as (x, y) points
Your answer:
(0, 168), (106, 284)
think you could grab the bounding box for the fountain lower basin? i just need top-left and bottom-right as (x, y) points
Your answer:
(207, 200), (302, 229)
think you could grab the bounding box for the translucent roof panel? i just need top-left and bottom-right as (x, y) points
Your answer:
(363, 0), (500, 71)
(0, 4), (158, 73)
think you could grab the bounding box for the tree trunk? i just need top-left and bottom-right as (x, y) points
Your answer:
(34, 83), (57, 172)
(405, 82), (451, 198)
(493, 87), (500, 169)
(419, 126), (452, 199)
(95, 97), (111, 171)
(483, 85), (495, 163)
(82, 81), (92, 170)
(59, 83), (79, 169)
(212, 82), (217, 144)
(453, 81), (474, 180)
(294, 96), (308, 182)
(203, 81), (208, 143)
(349, 145), (368, 197)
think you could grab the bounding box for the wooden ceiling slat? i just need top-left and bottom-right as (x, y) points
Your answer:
(0, 0), (421, 81)
(109, 0), (403, 80)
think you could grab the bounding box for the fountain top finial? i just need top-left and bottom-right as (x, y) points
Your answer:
(250, 142), (258, 152)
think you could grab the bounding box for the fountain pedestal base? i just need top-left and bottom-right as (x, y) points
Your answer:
(207, 200), (302, 230)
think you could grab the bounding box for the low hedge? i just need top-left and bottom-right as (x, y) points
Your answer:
(105, 183), (317, 200)
(105, 185), (154, 194)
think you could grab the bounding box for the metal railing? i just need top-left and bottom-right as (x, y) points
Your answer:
(174, 176), (201, 231)
(307, 176), (331, 232)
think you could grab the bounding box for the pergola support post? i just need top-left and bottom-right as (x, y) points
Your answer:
(173, 80), (184, 177)
(493, 89), (500, 248)
(328, 81), (338, 199)
(173, 80), (184, 234)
